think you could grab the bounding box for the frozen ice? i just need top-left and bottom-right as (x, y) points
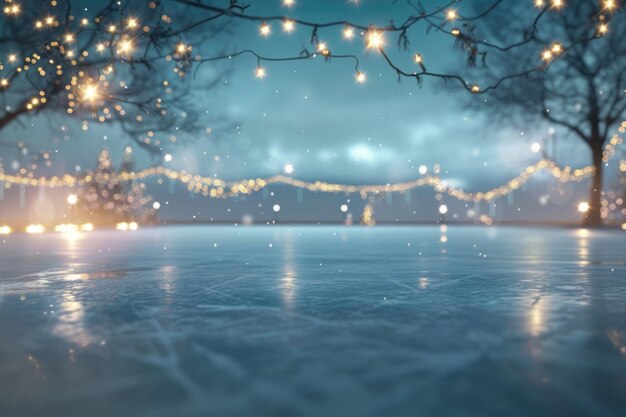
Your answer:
(1, 226), (625, 416)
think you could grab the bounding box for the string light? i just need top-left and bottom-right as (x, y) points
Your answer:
(255, 66), (266, 79)
(282, 19), (295, 33)
(343, 26), (355, 40)
(551, 0), (564, 9)
(260, 22), (271, 37)
(578, 201), (590, 213)
(598, 23), (609, 35)
(283, 0), (295, 7)
(446, 9), (458, 20)
(355, 71), (366, 84)
(603, 0), (616, 11)
(366, 30), (384, 50)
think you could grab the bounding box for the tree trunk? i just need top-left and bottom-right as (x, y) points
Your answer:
(583, 142), (604, 227)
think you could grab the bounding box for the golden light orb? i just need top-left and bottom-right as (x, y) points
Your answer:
(283, 0), (295, 6)
(82, 84), (99, 101)
(282, 19), (295, 33)
(67, 194), (78, 205)
(578, 201), (590, 213)
(446, 9), (458, 20)
(366, 30), (385, 50)
(255, 66), (266, 79)
(25, 224), (45, 234)
(414, 53), (423, 64)
(355, 71), (366, 84)
(259, 23), (271, 37)
(343, 26), (355, 40)
(0, 225), (11, 235)
(0, 78), (9, 88)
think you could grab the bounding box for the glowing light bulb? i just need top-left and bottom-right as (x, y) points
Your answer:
(25, 224), (45, 234)
(542, 50), (553, 61)
(67, 194), (78, 205)
(366, 30), (384, 49)
(355, 71), (366, 84)
(164, 153), (173, 162)
(551, 42), (562, 53)
(283, 19), (295, 32)
(153, 202), (161, 210)
(260, 23), (271, 37)
(598, 23), (609, 35)
(273, 204), (281, 212)
(419, 165), (428, 175)
(439, 205), (448, 215)
(414, 54), (423, 64)
(0, 225), (11, 235)
(127, 18), (138, 29)
(176, 43), (189, 53)
(284, 164), (294, 174)
(117, 39), (133, 55)
(82, 84), (99, 101)
(8, 54), (17, 63)
(551, 0), (564, 9)
(0, 79), (8, 88)
(604, 0), (616, 10)
(446, 9), (458, 20)
(341, 204), (349, 213)
(578, 201), (590, 213)
(65, 33), (74, 43)
(343, 26), (355, 40)
(283, 0), (295, 6)
(531, 142), (542, 153)
(451, 28), (461, 36)
(96, 43), (105, 52)
(255, 66), (266, 79)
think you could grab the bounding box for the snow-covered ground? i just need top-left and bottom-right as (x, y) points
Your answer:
(1, 226), (625, 417)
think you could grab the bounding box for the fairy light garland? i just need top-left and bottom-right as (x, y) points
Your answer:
(0, 134), (622, 204)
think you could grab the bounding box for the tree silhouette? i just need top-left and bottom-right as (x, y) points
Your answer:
(461, 0), (625, 226)
(0, 0), (229, 156)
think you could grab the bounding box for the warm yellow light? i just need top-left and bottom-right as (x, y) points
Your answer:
(35, 21), (43, 29)
(82, 84), (99, 101)
(54, 224), (79, 233)
(81, 223), (94, 232)
(3, 4), (20, 15)
(8, 54), (17, 63)
(578, 201), (590, 213)
(129, 222), (139, 231)
(451, 28), (461, 36)
(26, 224), (45, 234)
(552, 0), (564, 8)
(96, 43), (105, 52)
(81, 18), (89, 26)
(282, 19), (295, 32)
(109, 24), (116, 33)
(0, 79), (8, 88)
(67, 194), (78, 205)
(366, 30), (384, 49)
(355, 71), (366, 84)
(260, 23), (271, 37)
(176, 43), (189, 53)
(535, 0), (545, 6)
(414, 54), (423, 64)
(446, 9), (458, 20)
(551, 42), (562, 53)
(255, 67), (266, 79)
(343, 26), (355, 40)
(127, 18), (138, 29)
(116, 222), (129, 231)
(542, 50), (553, 61)
(65, 33), (75, 43)
(621, 223), (626, 231)
(604, 0), (616, 10)
(0, 225), (11, 235)
(283, 0), (295, 6)
(117, 39), (133, 54)
(470, 85), (481, 93)
(598, 23), (609, 35)
(45, 16), (54, 25)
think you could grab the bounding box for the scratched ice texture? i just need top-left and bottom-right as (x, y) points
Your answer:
(1, 226), (626, 417)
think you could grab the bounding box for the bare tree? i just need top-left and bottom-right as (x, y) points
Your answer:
(0, 0), (229, 157)
(457, 0), (625, 226)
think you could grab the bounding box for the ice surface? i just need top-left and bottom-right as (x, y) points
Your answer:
(1, 226), (626, 417)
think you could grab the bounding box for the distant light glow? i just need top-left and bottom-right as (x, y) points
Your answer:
(67, 194), (78, 205)
(419, 165), (428, 175)
(439, 205), (448, 215)
(578, 201), (590, 213)
(284, 164), (294, 174)
(0, 225), (11, 235)
(366, 30), (384, 49)
(341, 204), (348, 213)
(531, 142), (542, 153)
(26, 224), (45, 234)
(273, 204), (281, 212)
(164, 153), (173, 162)
(153, 201), (161, 210)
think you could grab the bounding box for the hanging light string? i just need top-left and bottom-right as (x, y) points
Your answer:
(1, 132), (622, 204)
